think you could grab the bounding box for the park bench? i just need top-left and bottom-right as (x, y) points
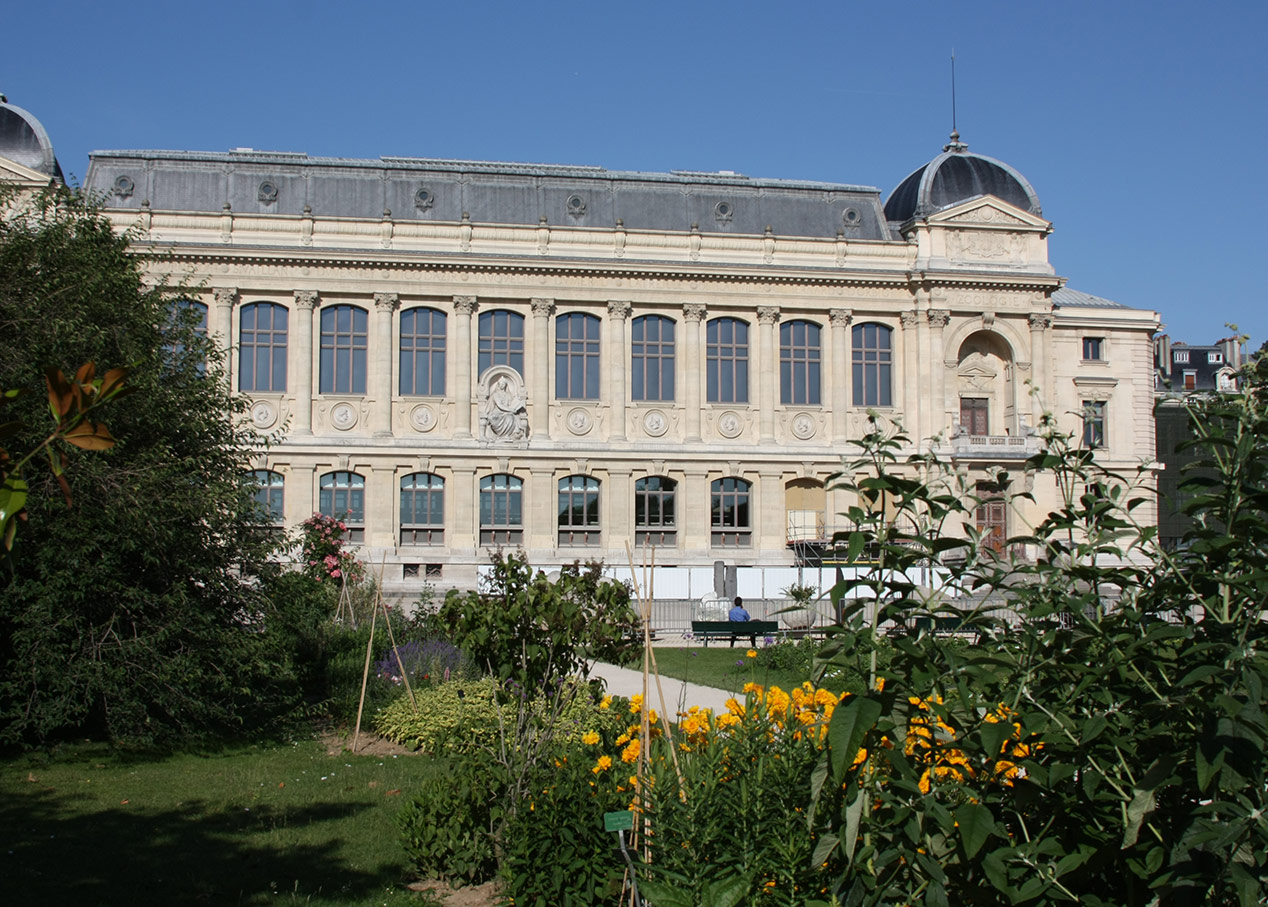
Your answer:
(690, 619), (780, 647)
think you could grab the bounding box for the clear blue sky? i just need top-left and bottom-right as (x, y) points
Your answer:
(6, 0), (1265, 351)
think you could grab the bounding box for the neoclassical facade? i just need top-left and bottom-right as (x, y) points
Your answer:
(57, 117), (1158, 594)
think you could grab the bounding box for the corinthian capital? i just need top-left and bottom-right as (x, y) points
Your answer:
(212, 287), (238, 308)
(374, 292), (400, 312)
(453, 295), (478, 315)
(530, 297), (555, 317)
(757, 306), (780, 325)
(829, 308), (853, 328)
(607, 299), (632, 320)
(683, 303), (707, 323)
(293, 290), (319, 311)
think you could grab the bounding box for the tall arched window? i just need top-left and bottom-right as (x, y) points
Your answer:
(400, 472), (444, 544)
(478, 310), (525, 377)
(480, 474), (523, 545)
(247, 469), (284, 526)
(707, 317), (749, 404)
(558, 475), (600, 545)
(400, 307), (446, 395)
(239, 302), (288, 393)
(711, 477), (751, 548)
(635, 476), (677, 547)
(320, 305), (368, 394)
(631, 315), (675, 402)
(852, 323), (893, 407)
(166, 299), (208, 374)
(780, 320), (821, 405)
(555, 312), (600, 400)
(319, 471), (365, 542)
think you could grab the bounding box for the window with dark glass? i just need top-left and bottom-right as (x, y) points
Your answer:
(711, 477), (751, 547)
(631, 315), (675, 402)
(239, 302), (288, 393)
(558, 475), (600, 545)
(400, 307), (446, 396)
(247, 469), (284, 525)
(400, 472), (444, 545)
(1082, 337), (1104, 361)
(635, 476), (677, 547)
(480, 474), (522, 545)
(166, 299), (208, 373)
(319, 305), (368, 394)
(780, 320), (821, 405)
(1082, 400), (1106, 449)
(707, 317), (749, 404)
(852, 323), (892, 407)
(478, 310), (525, 377)
(555, 312), (600, 400)
(319, 470), (365, 542)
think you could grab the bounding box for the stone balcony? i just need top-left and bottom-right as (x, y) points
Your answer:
(949, 434), (1041, 461)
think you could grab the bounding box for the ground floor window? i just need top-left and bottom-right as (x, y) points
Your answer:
(480, 474), (523, 546)
(711, 477), (751, 547)
(558, 475), (600, 545)
(635, 476), (677, 547)
(319, 471), (365, 543)
(400, 472), (444, 545)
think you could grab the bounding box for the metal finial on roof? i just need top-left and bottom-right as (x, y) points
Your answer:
(943, 53), (968, 153)
(0, 93), (8, 104)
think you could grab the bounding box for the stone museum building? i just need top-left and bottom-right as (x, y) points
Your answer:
(3, 98), (1160, 597)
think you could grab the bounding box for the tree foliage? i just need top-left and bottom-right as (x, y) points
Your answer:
(0, 186), (298, 747)
(809, 362), (1268, 906)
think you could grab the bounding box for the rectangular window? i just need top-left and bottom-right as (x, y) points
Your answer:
(1208, 351), (1223, 364)
(319, 471), (365, 543)
(239, 303), (288, 393)
(711, 477), (752, 548)
(707, 318), (749, 404)
(780, 320), (822, 405)
(635, 476), (677, 548)
(1082, 337), (1104, 361)
(1173, 350), (1190, 364)
(1082, 400), (1106, 449)
(558, 475), (600, 546)
(631, 316), (675, 402)
(480, 474), (523, 546)
(555, 313), (601, 400)
(319, 305), (368, 395)
(960, 397), (989, 436)
(852, 323), (893, 407)
(478, 310), (525, 377)
(400, 308), (446, 396)
(400, 473), (444, 545)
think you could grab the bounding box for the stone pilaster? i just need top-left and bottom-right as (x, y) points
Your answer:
(372, 293), (399, 436)
(450, 464), (477, 551)
(683, 304), (706, 441)
(452, 296), (477, 438)
(607, 301), (631, 441)
(899, 311), (919, 433)
(928, 309), (950, 438)
(681, 467), (709, 553)
(211, 287), (237, 378)
(531, 298), (554, 439)
(606, 465), (632, 551)
(829, 308), (852, 443)
(757, 306), (779, 442)
(368, 463), (396, 546)
(1029, 313), (1054, 425)
(292, 290), (319, 435)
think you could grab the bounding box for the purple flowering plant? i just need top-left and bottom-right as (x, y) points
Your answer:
(375, 638), (471, 688)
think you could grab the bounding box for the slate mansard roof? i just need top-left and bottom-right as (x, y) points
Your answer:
(83, 149), (894, 242)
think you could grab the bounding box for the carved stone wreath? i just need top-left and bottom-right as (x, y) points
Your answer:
(250, 400), (277, 429)
(113, 175), (135, 199)
(330, 402), (358, 431)
(717, 411), (743, 439)
(257, 181), (279, 204)
(409, 403), (437, 433)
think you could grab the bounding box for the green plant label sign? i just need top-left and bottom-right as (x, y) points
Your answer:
(604, 810), (634, 832)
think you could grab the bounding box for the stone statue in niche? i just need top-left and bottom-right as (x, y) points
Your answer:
(480, 368), (528, 442)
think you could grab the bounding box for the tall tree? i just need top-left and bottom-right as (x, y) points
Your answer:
(0, 186), (293, 746)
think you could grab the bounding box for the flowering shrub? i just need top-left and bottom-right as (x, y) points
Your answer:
(296, 512), (364, 585)
(373, 638), (471, 688)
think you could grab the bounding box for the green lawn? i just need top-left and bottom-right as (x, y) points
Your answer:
(649, 645), (853, 696)
(1, 737), (444, 906)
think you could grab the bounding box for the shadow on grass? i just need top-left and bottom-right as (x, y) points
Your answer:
(2, 785), (397, 905)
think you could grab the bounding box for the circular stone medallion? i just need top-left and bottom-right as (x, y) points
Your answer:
(250, 400), (277, 430)
(791, 413), (816, 440)
(409, 403), (437, 433)
(566, 408), (593, 435)
(330, 402), (358, 431)
(717, 411), (743, 439)
(642, 409), (668, 437)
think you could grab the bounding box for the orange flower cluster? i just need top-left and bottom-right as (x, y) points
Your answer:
(902, 698), (1040, 793)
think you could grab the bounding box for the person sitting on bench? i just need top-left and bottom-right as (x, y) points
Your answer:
(728, 596), (750, 621)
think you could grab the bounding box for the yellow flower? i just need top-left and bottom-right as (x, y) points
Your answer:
(742, 681), (764, 697)
(592, 755), (613, 774)
(746, 649), (757, 658)
(621, 739), (641, 763)
(629, 694), (644, 714)
(814, 688), (837, 708)
(582, 730), (600, 746)
(616, 733), (630, 746)
(599, 695), (612, 710)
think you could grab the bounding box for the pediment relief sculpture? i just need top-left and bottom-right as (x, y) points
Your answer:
(943, 204), (1028, 226)
(946, 229), (1026, 263)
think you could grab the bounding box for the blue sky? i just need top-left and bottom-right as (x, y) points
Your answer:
(6, 0), (1265, 351)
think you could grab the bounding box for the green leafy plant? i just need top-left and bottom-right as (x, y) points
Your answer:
(806, 364), (1268, 906)
(398, 752), (500, 887)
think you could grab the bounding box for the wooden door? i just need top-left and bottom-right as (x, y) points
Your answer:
(961, 397), (989, 436)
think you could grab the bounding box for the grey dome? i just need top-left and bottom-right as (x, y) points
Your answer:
(885, 136), (1039, 224)
(0, 98), (63, 182)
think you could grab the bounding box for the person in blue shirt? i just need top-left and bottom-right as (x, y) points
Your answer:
(728, 596), (750, 621)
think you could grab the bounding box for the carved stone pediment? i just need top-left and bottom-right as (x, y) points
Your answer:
(927, 195), (1050, 231)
